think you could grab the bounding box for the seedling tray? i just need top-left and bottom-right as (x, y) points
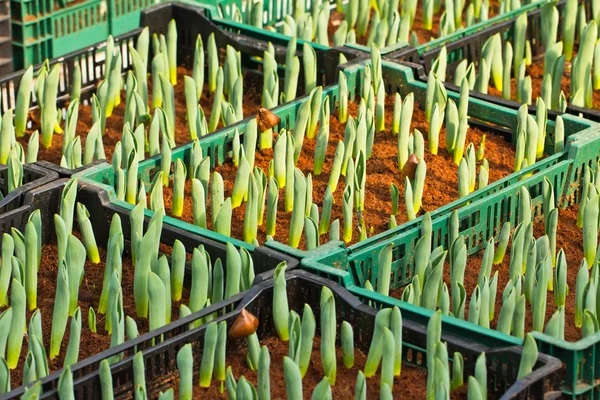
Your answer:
(386, 0), (574, 64)
(249, 60), (600, 397)
(139, 2), (352, 90)
(75, 180), (300, 280)
(209, 0), (411, 54)
(1, 283), (246, 399)
(209, 0), (554, 57)
(0, 176), (298, 399)
(303, 192), (599, 398)
(1, 4), (251, 116)
(350, 59), (596, 247)
(209, 14), (377, 74)
(0, 27), (141, 117)
(386, 0), (600, 122)
(14, 269), (562, 399)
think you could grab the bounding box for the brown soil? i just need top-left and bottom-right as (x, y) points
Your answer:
(392, 205), (585, 342)
(7, 235), (191, 386)
(325, 0), (502, 47)
(17, 66), (262, 166)
(158, 94), (516, 249)
(172, 336), (468, 399)
(487, 60), (600, 110)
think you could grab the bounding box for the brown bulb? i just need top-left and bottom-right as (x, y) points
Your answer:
(229, 309), (259, 339)
(257, 107), (281, 131)
(401, 154), (420, 182)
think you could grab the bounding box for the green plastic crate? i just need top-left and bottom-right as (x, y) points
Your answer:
(109, 0), (155, 36)
(11, 31), (52, 68)
(74, 15), (354, 253)
(74, 87), (340, 254)
(10, 0), (168, 70)
(407, 0), (566, 58)
(51, 0), (109, 57)
(10, 0), (52, 21)
(300, 242), (523, 347)
(210, 0), (412, 55)
(386, 0), (600, 124)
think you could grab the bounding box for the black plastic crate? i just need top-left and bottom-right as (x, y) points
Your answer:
(0, 176), (62, 249)
(0, 163), (58, 214)
(385, 0), (600, 122)
(34, 160), (113, 179)
(16, 270), (563, 400)
(0, 176), (299, 399)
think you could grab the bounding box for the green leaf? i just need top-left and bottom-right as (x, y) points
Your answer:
(284, 356), (303, 400)
(15, 66), (33, 138)
(63, 307), (82, 368)
(49, 262), (69, 360)
(273, 262), (289, 340)
(303, 43), (317, 94)
(58, 367), (74, 400)
(199, 322), (218, 387)
(289, 170), (307, 248)
(66, 235), (85, 315)
(40, 66), (60, 149)
(7, 280), (25, 367)
(517, 334), (538, 379)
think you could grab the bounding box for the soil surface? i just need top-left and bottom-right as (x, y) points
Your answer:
(392, 204), (585, 342)
(159, 94), (517, 250)
(169, 336), (469, 399)
(17, 66), (262, 166)
(6, 234), (191, 387)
